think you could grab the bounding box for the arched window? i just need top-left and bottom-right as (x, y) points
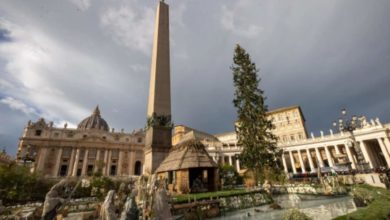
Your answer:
(134, 161), (142, 175)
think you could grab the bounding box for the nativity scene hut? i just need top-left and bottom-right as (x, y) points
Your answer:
(155, 133), (220, 194)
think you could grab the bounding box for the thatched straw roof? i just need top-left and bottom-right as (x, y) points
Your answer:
(156, 134), (218, 173)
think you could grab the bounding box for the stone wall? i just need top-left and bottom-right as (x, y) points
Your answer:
(219, 192), (272, 211)
(354, 173), (387, 188)
(273, 183), (348, 195)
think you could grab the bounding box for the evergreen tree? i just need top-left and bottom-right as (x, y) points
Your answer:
(231, 44), (280, 185)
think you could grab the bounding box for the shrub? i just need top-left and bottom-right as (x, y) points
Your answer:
(90, 175), (115, 200)
(350, 185), (374, 207)
(282, 209), (312, 220)
(219, 164), (243, 189)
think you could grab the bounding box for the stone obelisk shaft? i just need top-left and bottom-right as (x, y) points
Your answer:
(144, 1), (172, 174)
(147, 1), (171, 117)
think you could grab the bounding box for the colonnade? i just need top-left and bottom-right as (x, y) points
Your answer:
(282, 136), (390, 174)
(37, 147), (143, 177)
(213, 154), (241, 172)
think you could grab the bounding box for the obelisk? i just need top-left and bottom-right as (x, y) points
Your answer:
(143, 0), (172, 174)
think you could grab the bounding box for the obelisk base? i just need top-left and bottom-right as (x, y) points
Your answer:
(143, 126), (172, 174)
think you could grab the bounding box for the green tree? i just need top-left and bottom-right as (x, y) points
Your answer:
(219, 164), (243, 189)
(231, 44), (281, 185)
(0, 163), (53, 205)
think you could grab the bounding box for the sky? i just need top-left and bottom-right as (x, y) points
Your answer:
(0, 0), (390, 156)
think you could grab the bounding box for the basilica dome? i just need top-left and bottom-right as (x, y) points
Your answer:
(78, 106), (110, 132)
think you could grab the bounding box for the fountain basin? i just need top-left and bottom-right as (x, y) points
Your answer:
(211, 194), (356, 220)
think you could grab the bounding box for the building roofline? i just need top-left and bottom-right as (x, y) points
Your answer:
(176, 105), (306, 138)
(214, 131), (236, 137)
(174, 124), (218, 140)
(266, 105), (306, 121)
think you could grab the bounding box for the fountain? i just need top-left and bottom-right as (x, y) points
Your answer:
(210, 194), (356, 220)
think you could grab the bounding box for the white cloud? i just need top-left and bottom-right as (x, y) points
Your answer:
(0, 79), (14, 90)
(221, 4), (263, 38)
(0, 96), (39, 116)
(100, 4), (154, 54)
(0, 19), (93, 122)
(68, 0), (92, 11)
(171, 3), (187, 28)
(130, 63), (147, 72)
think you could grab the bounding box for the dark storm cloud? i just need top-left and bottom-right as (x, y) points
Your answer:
(0, 28), (11, 42)
(0, 0), (390, 156)
(171, 0), (390, 137)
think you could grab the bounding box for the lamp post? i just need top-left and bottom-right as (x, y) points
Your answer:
(332, 108), (369, 172)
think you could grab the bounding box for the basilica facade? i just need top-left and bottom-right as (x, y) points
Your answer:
(16, 106), (144, 178)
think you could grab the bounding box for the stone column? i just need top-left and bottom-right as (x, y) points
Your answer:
(282, 153), (288, 173)
(103, 150), (108, 175)
(377, 138), (390, 168)
(68, 148), (76, 176)
(236, 158), (241, 172)
(95, 150), (101, 173)
(81, 149), (89, 176)
(344, 144), (356, 169)
(359, 141), (373, 169)
(106, 150), (112, 176)
(129, 151), (134, 175)
(228, 155), (233, 166)
(298, 150), (306, 173)
(36, 147), (48, 172)
(334, 145), (340, 155)
(118, 150), (124, 176)
(53, 148), (63, 177)
(306, 149), (315, 172)
(72, 149), (80, 176)
(289, 151), (297, 174)
(381, 137), (390, 165)
(383, 137), (390, 156)
(315, 147), (324, 168)
(325, 146), (334, 167)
